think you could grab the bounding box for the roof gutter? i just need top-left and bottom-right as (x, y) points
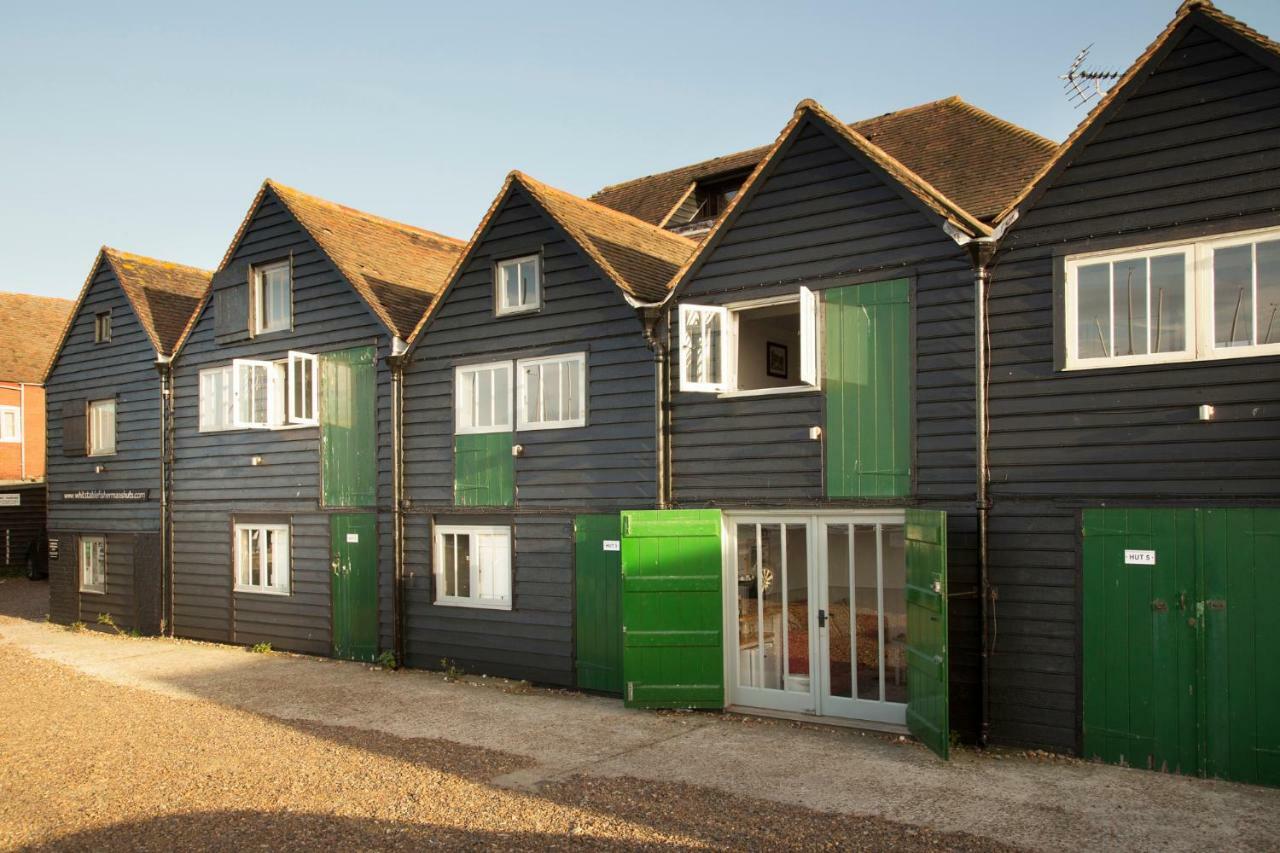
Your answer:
(945, 212), (1017, 750)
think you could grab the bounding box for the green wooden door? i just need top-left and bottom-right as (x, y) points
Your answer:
(1082, 508), (1199, 776)
(321, 346), (377, 508)
(620, 509), (723, 709)
(331, 513), (379, 662)
(1201, 508), (1280, 787)
(825, 279), (911, 498)
(904, 509), (949, 759)
(575, 513), (624, 695)
(455, 432), (514, 506)
(1083, 508), (1279, 786)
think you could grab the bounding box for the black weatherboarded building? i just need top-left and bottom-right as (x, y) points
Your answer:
(45, 248), (210, 633)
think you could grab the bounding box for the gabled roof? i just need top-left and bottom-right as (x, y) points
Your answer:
(590, 95), (1057, 227)
(0, 292), (74, 383)
(661, 98), (994, 305)
(45, 247), (212, 381)
(216, 180), (466, 339)
(407, 172), (697, 344)
(997, 0), (1280, 224)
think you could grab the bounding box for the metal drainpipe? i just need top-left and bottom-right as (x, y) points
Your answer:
(653, 312), (669, 508)
(388, 348), (406, 666)
(155, 358), (173, 636)
(968, 242), (995, 749)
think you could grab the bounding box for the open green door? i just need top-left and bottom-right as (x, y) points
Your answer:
(331, 513), (379, 662)
(905, 508), (949, 759)
(620, 509), (723, 709)
(575, 514), (623, 694)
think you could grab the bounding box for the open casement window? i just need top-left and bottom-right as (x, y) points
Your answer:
(79, 535), (106, 594)
(287, 351), (319, 426)
(199, 366), (234, 432)
(496, 255), (541, 316)
(517, 352), (586, 430)
(455, 361), (513, 434)
(679, 304), (728, 392)
(234, 521), (290, 595)
(433, 525), (512, 609)
(679, 288), (819, 394)
(233, 359), (276, 429)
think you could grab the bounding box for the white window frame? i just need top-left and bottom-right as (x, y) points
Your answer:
(433, 524), (512, 610)
(232, 359), (276, 429)
(495, 255), (542, 316)
(679, 289), (820, 395)
(199, 366), (235, 432)
(233, 521), (291, 595)
(0, 405), (21, 443)
(287, 351), (319, 426)
(1199, 228), (1280, 360)
(1063, 225), (1280, 369)
(252, 260), (292, 335)
(87, 398), (116, 456)
(517, 352), (587, 431)
(80, 535), (106, 594)
(455, 360), (513, 435)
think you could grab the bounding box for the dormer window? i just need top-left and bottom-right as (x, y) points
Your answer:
(668, 172), (750, 233)
(252, 260), (292, 335)
(496, 255), (541, 316)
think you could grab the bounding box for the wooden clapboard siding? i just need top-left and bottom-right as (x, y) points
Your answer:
(402, 183), (659, 686)
(987, 19), (1280, 751)
(44, 259), (161, 629)
(171, 187), (394, 656)
(669, 114), (982, 736)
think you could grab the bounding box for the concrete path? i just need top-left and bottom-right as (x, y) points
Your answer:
(3, 578), (1276, 852)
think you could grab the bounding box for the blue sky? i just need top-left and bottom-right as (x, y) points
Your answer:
(3, 0), (1278, 300)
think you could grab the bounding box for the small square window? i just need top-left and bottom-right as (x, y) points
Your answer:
(234, 521), (291, 595)
(253, 261), (292, 335)
(0, 406), (21, 443)
(80, 535), (106, 594)
(94, 311), (111, 343)
(87, 399), (116, 456)
(495, 255), (541, 316)
(433, 525), (511, 609)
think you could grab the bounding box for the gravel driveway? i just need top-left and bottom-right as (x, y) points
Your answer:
(1, 576), (1277, 852)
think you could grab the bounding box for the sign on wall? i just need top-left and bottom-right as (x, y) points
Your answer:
(60, 490), (150, 502)
(48, 539), (58, 561)
(1124, 549), (1157, 566)
(0, 494), (20, 507)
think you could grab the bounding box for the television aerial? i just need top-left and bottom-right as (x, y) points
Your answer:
(1061, 45), (1122, 107)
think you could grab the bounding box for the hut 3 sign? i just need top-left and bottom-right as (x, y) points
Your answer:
(60, 489), (150, 502)
(1124, 549), (1157, 566)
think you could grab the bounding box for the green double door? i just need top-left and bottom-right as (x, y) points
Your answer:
(1083, 508), (1280, 786)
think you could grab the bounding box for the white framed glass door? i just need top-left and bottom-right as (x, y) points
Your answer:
(724, 511), (908, 725)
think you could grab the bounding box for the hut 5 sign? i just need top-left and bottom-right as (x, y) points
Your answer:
(1123, 549), (1156, 566)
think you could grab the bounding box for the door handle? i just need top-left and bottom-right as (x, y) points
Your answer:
(818, 609), (828, 628)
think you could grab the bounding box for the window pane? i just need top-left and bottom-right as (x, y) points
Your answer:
(1077, 263), (1111, 359)
(1258, 240), (1280, 346)
(477, 369), (493, 428)
(854, 524), (880, 701)
(565, 359), (581, 420)
(524, 363), (541, 423)
(502, 264), (519, 309)
(543, 363), (561, 422)
(520, 260), (538, 305)
(1215, 244), (1254, 347)
(456, 534), (471, 598)
(1112, 258), (1148, 357)
(237, 530), (250, 587)
(1150, 254), (1186, 353)
(493, 366), (509, 427)
(249, 529), (262, 587)
(264, 530), (276, 587)
(707, 313), (722, 383)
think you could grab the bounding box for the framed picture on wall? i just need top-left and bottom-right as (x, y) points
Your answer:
(766, 341), (788, 378)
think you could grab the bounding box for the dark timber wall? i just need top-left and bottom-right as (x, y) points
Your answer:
(987, 20), (1280, 751)
(669, 116), (983, 736)
(44, 259), (160, 630)
(402, 183), (658, 686)
(171, 187), (395, 656)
